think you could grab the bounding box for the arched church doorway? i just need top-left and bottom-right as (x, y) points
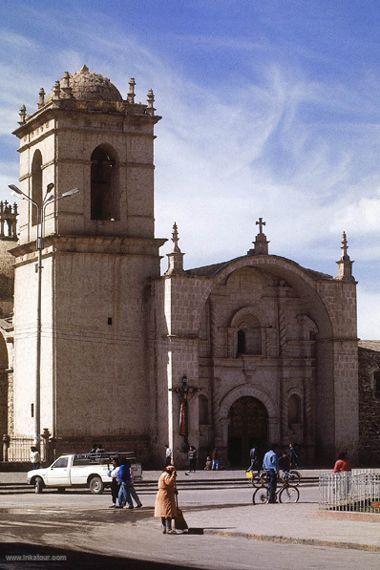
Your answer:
(228, 396), (268, 466)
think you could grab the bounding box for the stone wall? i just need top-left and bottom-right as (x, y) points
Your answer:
(358, 344), (380, 465)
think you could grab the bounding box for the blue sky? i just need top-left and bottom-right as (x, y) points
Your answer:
(1, 0), (380, 337)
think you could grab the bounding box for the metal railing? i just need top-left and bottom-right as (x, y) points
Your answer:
(6, 436), (34, 462)
(319, 470), (380, 512)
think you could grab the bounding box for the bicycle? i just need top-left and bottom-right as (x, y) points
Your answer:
(247, 468), (301, 488)
(252, 473), (300, 504)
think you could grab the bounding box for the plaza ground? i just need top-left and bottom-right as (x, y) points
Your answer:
(0, 470), (379, 569)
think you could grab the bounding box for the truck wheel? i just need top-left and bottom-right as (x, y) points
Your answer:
(34, 477), (44, 494)
(89, 475), (104, 494)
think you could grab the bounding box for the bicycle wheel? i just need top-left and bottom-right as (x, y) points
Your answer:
(279, 485), (299, 503)
(253, 486), (269, 504)
(288, 470), (301, 486)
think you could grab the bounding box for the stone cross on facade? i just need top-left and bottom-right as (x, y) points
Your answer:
(256, 217), (266, 234)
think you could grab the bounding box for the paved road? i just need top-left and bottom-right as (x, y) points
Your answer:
(0, 485), (379, 569)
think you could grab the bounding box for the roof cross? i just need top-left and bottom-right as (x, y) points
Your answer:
(256, 217), (266, 234)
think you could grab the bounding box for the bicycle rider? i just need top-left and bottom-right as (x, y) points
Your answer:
(262, 444), (279, 503)
(278, 449), (291, 481)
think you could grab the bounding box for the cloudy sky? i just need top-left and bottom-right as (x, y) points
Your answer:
(0, 0), (380, 337)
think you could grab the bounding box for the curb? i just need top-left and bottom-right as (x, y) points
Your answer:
(203, 529), (380, 552)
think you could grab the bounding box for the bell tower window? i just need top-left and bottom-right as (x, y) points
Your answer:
(90, 146), (119, 221)
(31, 150), (43, 226)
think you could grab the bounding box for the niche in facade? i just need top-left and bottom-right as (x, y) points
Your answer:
(236, 316), (262, 356)
(90, 145), (119, 221)
(288, 394), (302, 427)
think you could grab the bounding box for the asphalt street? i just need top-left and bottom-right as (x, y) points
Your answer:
(0, 482), (379, 570)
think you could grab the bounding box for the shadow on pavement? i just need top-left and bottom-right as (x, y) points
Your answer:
(0, 543), (199, 569)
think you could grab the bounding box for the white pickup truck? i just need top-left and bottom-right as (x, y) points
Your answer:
(27, 452), (142, 494)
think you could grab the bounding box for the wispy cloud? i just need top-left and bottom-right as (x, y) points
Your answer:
(0, 8), (379, 338)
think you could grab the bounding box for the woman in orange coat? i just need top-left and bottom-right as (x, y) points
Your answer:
(154, 465), (177, 534)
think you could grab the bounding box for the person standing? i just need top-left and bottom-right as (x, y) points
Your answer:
(154, 465), (178, 534)
(108, 457), (121, 508)
(262, 445), (279, 503)
(211, 448), (220, 470)
(288, 443), (299, 469)
(30, 446), (40, 470)
(246, 446), (258, 472)
(164, 444), (172, 466)
(333, 452), (351, 473)
(187, 445), (197, 473)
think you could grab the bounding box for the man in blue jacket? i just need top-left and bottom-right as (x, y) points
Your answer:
(262, 445), (279, 503)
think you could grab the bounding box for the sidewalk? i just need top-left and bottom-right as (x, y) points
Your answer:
(182, 501), (380, 552)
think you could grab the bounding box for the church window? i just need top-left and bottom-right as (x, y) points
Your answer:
(288, 394), (302, 426)
(90, 145), (119, 221)
(236, 316), (262, 356)
(31, 150), (43, 226)
(374, 371), (380, 399)
(199, 395), (209, 425)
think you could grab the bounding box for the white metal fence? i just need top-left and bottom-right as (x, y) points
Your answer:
(319, 470), (380, 512)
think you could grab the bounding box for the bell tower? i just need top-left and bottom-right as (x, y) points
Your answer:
(11, 66), (165, 457)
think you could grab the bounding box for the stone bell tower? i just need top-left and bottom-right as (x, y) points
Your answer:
(11, 66), (165, 457)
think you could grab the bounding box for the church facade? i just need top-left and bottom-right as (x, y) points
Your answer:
(0, 66), (378, 467)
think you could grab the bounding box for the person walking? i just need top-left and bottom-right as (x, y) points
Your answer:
(30, 446), (40, 470)
(211, 448), (220, 470)
(187, 445), (197, 473)
(154, 465), (177, 534)
(117, 459), (134, 509)
(262, 445), (279, 503)
(124, 460), (143, 508)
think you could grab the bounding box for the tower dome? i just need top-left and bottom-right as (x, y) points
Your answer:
(50, 65), (123, 102)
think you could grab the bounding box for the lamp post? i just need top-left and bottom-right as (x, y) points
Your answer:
(8, 183), (80, 449)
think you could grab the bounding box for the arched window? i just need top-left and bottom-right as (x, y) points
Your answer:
(288, 394), (302, 426)
(91, 146), (119, 221)
(236, 316), (262, 356)
(199, 395), (209, 425)
(237, 330), (246, 355)
(374, 371), (380, 399)
(31, 150), (43, 226)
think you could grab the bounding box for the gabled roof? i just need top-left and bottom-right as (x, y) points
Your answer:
(358, 340), (380, 352)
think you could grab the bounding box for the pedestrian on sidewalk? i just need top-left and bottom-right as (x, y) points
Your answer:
(154, 465), (178, 534)
(204, 456), (212, 470)
(30, 446), (40, 470)
(187, 445), (197, 473)
(333, 451), (351, 473)
(211, 448), (220, 470)
(262, 445), (278, 503)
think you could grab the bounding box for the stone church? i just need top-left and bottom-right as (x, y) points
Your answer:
(0, 66), (379, 467)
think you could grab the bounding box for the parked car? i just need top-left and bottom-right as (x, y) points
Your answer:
(27, 452), (142, 494)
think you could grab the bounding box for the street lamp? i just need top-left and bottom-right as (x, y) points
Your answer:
(8, 183), (80, 449)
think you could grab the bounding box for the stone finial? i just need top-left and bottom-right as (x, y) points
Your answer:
(80, 64), (89, 74)
(146, 89), (155, 116)
(38, 88), (45, 109)
(336, 231), (355, 281)
(165, 222), (185, 276)
(53, 80), (61, 100)
(247, 217), (269, 256)
(0, 199), (18, 240)
(61, 71), (73, 98)
(127, 77), (136, 104)
(18, 104), (27, 125)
